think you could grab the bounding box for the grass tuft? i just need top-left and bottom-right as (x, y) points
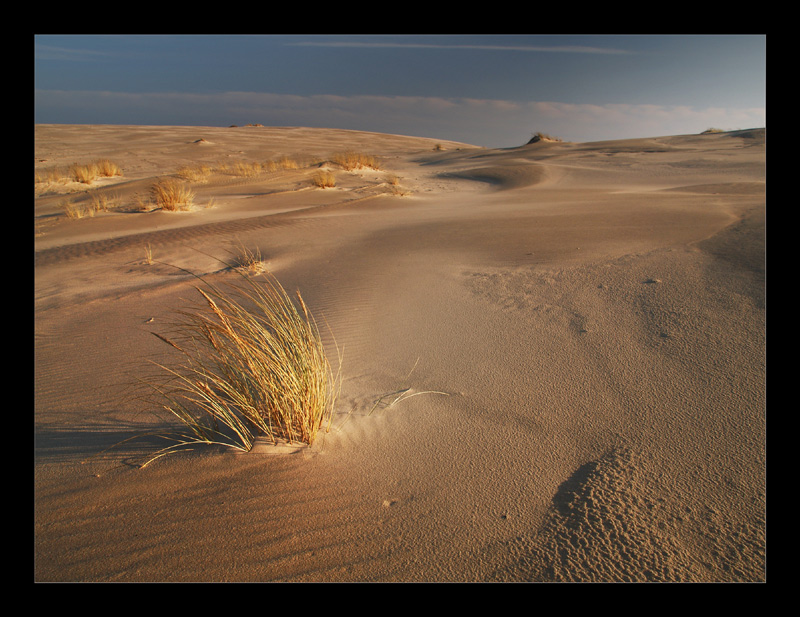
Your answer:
(230, 241), (266, 276)
(311, 170), (336, 188)
(331, 151), (381, 171)
(70, 162), (99, 184)
(150, 178), (195, 211)
(176, 164), (213, 183)
(144, 270), (341, 462)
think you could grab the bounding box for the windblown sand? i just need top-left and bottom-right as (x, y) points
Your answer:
(34, 124), (766, 582)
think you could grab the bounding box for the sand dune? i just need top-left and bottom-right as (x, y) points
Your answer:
(34, 124), (766, 582)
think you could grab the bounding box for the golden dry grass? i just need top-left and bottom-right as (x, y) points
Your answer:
(60, 198), (84, 219)
(331, 151), (381, 171)
(97, 159), (123, 178)
(36, 159), (122, 187)
(231, 241), (266, 276)
(150, 178), (195, 211)
(276, 155), (300, 170)
(176, 164), (213, 183)
(144, 271), (341, 462)
(311, 170), (336, 188)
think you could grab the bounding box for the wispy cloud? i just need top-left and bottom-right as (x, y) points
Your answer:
(288, 41), (633, 55)
(34, 44), (118, 62)
(34, 90), (765, 146)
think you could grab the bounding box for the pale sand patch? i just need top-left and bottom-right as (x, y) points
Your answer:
(35, 125), (765, 582)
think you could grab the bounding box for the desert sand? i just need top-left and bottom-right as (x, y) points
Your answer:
(34, 124), (766, 582)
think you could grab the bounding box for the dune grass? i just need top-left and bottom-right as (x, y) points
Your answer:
(230, 241), (266, 276)
(311, 170), (336, 188)
(36, 159), (123, 187)
(151, 178), (196, 211)
(144, 270), (341, 464)
(60, 198), (84, 219)
(331, 151), (381, 171)
(176, 164), (213, 183)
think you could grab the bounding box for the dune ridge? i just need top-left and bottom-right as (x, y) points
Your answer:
(35, 125), (765, 582)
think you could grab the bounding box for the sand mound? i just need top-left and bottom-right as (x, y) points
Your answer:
(442, 163), (548, 190)
(495, 446), (765, 582)
(503, 448), (702, 582)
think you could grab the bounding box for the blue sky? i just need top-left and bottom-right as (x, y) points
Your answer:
(34, 34), (766, 147)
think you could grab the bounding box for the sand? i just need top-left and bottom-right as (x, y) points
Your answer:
(34, 124), (766, 582)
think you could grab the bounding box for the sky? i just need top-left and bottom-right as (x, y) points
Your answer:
(34, 34), (766, 148)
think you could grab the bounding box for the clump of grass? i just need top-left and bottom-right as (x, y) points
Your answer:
(150, 178), (195, 211)
(701, 127), (726, 134)
(331, 151), (381, 171)
(527, 132), (562, 144)
(36, 159), (122, 187)
(145, 271), (341, 462)
(382, 174), (411, 196)
(67, 159), (123, 184)
(228, 160), (264, 177)
(97, 159), (123, 178)
(70, 162), (99, 184)
(231, 241), (266, 276)
(35, 166), (65, 185)
(276, 155), (300, 170)
(132, 192), (155, 212)
(87, 192), (119, 215)
(60, 198), (84, 219)
(176, 164), (213, 183)
(238, 161), (264, 176)
(144, 243), (154, 265)
(311, 170), (336, 188)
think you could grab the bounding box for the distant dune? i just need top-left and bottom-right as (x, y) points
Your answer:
(35, 124), (765, 582)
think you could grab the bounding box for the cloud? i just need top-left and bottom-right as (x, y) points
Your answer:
(34, 89), (766, 146)
(34, 44), (116, 62)
(287, 41), (633, 55)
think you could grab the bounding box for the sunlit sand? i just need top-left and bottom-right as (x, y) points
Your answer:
(34, 124), (766, 582)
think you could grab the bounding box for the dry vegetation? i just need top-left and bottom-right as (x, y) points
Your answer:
(176, 164), (213, 183)
(41, 149), (402, 225)
(331, 151), (381, 171)
(150, 178), (195, 211)
(527, 132), (562, 144)
(59, 192), (120, 219)
(311, 170), (336, 188)
(36, 158), (123, 187)
(144, 272), (341, 463)
(231, 241), (266, 276)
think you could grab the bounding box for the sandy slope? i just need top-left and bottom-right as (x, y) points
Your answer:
(34, 124), (766, 582)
